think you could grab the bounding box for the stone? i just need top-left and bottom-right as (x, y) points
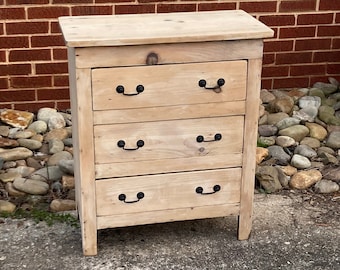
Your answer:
(0, 109), (34, 129)
(258, 115), (268, 125)
(318, 105), (340, 125)
(37, 107), (58, 123)
(300, 137), (321, 148)
(319, 152), (339, 165)
(275, 136), (296, 148)
(48, 113), (66, 130)
(287, 88), (308, 99)
(63, 138), (73, 147)
(298, 96), (321, 109)
(50, 199), (76, 212)
(322, 167), (340, 183)
(313, 82), (338, 95)
(255, 166), (282, 193)
(294, 145), (317, 159)
(7, 166), (35, 177)
(277, 165), (297, 176)
(27, 120), (48, 134)
(0, 171), (21, 183)
(2, 161), (16, 169)
(276, 166), (289, 187)
(256, 147), (269, 165)
(292, 106), (318, 122)
(48, 151), (72, 166)
(0, 147), (33, 161)
(8, 129), (36, 139)
(278, 125), (309, 142)
(289, 170), (322, 189)
(267, 145), (291, 165)
(31, 134), (44, 143)
(275, 117), (300, 130)
(13, 177), (49, 195)
(267, 112), (289, 125)
(268, 95), (294, 114)
(48, 139), (64, 154)
(314, 180), (339, 193)
(317, 146), (335, 156)
(30, 166), (64, 181)
(258, 125), (278, 136)
(326, 131), (340, 149)
(17, 138), (42, 150)
(58, 159), (74, 175)
(0, 138), (19, 148)
(259, 104), (265, 117)
(290, 154), (311, 169)
(329, 77), (340, 87)
(26, 157), (44, 170)
(62, 175), (75, 189)
(260, 89), (275, 103)
(5, 182), (26, 197)
(0, 200), (16, 213)
(44, 128), (69, 142)
(308, 88), (326, 99)
(305, 122), (328, 141)
(0, 125), (10, 137)
(257, 136), (276, 147)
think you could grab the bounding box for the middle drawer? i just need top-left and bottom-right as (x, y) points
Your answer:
(94, 116), (244, 178)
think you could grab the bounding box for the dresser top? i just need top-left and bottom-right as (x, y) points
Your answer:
(59, 10), (273, 47)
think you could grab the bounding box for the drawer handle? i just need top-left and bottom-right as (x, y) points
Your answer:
(198, 78), (225, 93)
(118, 192), (145, 203)
(196, 185), (221, 195)
(196, 133), (222, 143)
(117, 139), (144, 150)
(116, 84), (144, 96)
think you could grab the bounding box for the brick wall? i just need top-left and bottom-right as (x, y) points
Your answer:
(0, 0), (339, 112)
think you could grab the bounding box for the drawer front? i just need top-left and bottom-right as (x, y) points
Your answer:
(96, 168), (241, 216)
(94, 116), (244, 177)
(91, 61), (247, 110)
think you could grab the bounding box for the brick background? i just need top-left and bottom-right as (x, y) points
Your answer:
(0, 0), (339, 112)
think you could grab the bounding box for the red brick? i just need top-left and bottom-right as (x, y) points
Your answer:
(318, 26), (340, 37)
(71, 5), (113, 16)
(279, 0), (316, 12)
(9, 49), (51, 62)
(56, 101), (71, 111)
(28, 6), (70, 19)
(0, 50), (5, 62)
(276, 52), (312, 64)
(327, 64), (340, 75)
(6, 0), (49, 4)
(261, 79), (273, 90)
(259, 15), (295, 27)
(0, 64), (31, 76)
(51, 22), (62, 34)
(273, 77), (309, 89)
(0, 8), (25, 19)
(297, 13), (334, 25)
(6, 22), (49, 35)
(263, 53), (275, 65)
(295, 38), (331, 51)
(54, 75), (69, 87)
(313, 51), (340, 63)
(14, 102), (55, 113)
(336, 13), (340, 23)
(279, 26), (316, 39)
(157, 4), (196, 13)
(262, 66), (289, 77)
(53, 0), (92, 3)
(53, 48), (68, 60)
(115, 4), (155, 14)
(264, 40), (293, 52)
(0, 23), (3, 35)
(37, 88), (70, 100)
(290, 64), (326, 76)
(198, 2), (236, 11)
(240, 1), (277, 13)
(0, 78), (8, 89)
(10, 76), (52, 88)
(31, 35), (65, 47)
(0, 36), (29, 49)
(333, 38), (340, 49)
(35, 62), (68, 74)
(319, 0), (340, 10)
(0, 90), (35, 102)
(96, 0), (133, 2)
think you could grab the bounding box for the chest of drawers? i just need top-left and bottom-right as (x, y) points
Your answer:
(59, 10), (273, 255)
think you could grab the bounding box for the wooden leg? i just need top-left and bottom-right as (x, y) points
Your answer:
(81, 221), (98, 256)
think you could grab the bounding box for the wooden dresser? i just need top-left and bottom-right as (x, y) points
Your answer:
(59, 10), (273, 255)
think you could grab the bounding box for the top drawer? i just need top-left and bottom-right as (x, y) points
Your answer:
(91, 61), (247, 111)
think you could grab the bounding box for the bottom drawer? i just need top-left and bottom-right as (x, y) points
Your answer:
(96, 168), (241, 217)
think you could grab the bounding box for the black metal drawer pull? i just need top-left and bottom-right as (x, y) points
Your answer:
(118, 192), (144, 203)
(198, 78), (225, 93)
(116, 84), (144, 96)
(117, 139), (144, 150)
(196, 133), (222, 143)
(196, 185), (221, 195)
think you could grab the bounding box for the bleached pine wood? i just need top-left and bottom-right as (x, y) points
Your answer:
(92, 61), (247, 111)
(59, 10), (274, 47)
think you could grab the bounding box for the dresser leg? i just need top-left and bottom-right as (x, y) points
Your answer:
(237, 212), (252, 240)
(81, 223), (98, 256)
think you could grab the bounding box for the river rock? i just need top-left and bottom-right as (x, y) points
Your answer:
(275, 136), (296, 148)
(268, 95), (294, 114)
(255, 166), (282, 193)
(48, 151), (72, 166)
(0, 138), (19, 148)
(267, 145), (291, 165)
(0, 125), (10, 137)
(7, 166), (35, 177)
(17, 138), (42, 150)
(299, 95), (322, 109)
(314, 180), (339, 193)
(62, 175), (75, 189)
(289, 169), (322, 189)
(58, 159), (74, 175)
(48, 113), (66, 130)
(318, 105), (340, 125)
(30, 166), (64, 181)
(13, 177), (49, 195)
(258, 125), (278, 136)
(275, 117), (300, 130)
(8, 129), (35, 139)
(260, 89), (276, 103)
(50, 199), (76, 212)
(44, 128), (69, 142)
(48, 139), (64, 154)
(290, 154), (311, 169)
(287, 88), (308, 99)
(267, 112), (289, 125)
(277, 165), (297, 176)
(5, 182), (26, 197)
(258, 136), (276, 147)
(27, 120), (48, 134)
(0, 200), (16, 213)
(317, 146), (335, 156)
(313, 82), (338, 95)
(294, 145), (317, 159)
(305, 122), (328, 141)
(0, 109), (34, 129)
(0, 171), (21, 183)
(278, 125), (309, 142)
(326, 131), (340, 148)
(293, 106), (318, 122)
(319, 152), (339, 165)
(0, 147), (33, 161)
(308, 88), (326, 99)
(321, 166), (340, 183)
(26, 157), (44, 170)
(300, 137), (321, 148)
(276, 166), (289, 187)
(37, 107), (58, 123)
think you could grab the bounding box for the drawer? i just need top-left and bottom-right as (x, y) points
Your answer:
(94, 116), (244, 177)
(91, 61), (247, 110)
(96, 168), (241, 216)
